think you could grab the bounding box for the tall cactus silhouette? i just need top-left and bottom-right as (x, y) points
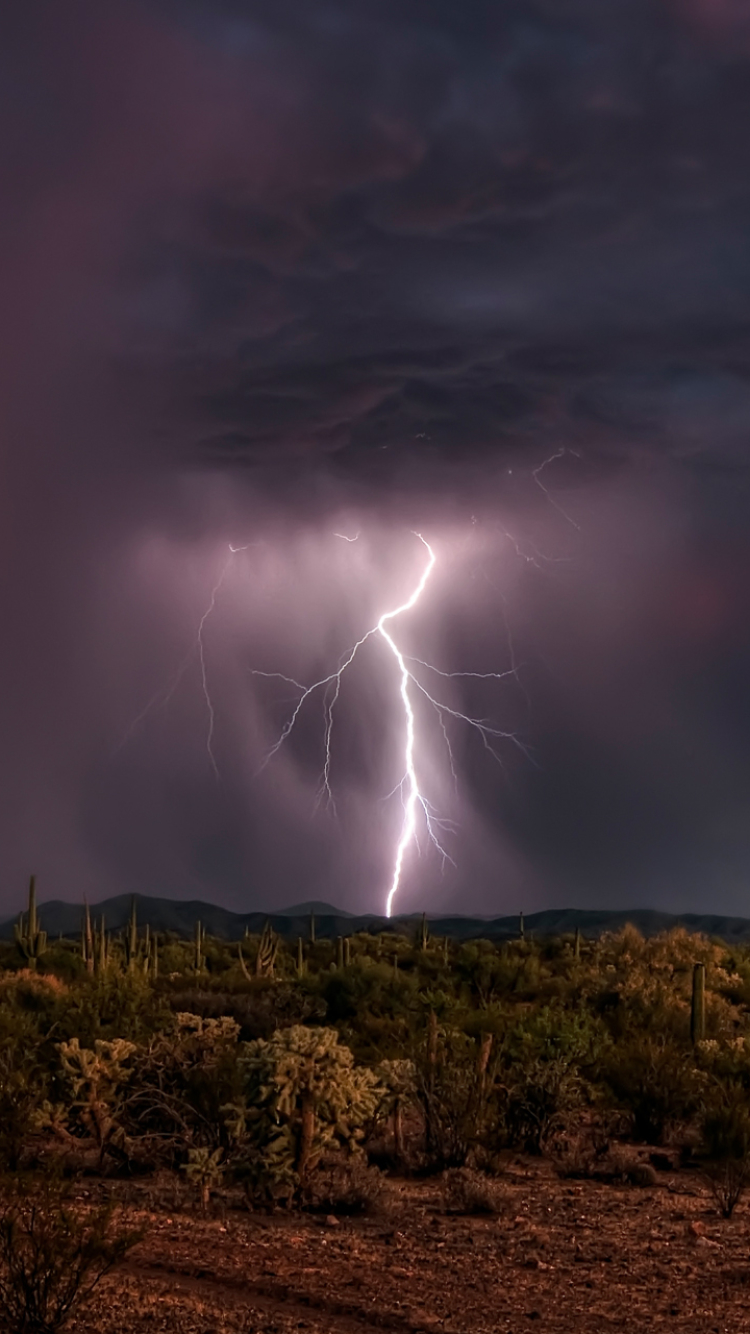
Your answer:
(147, 931), (159, 979)
(194, 920), (205, 974)
(255, 921), (279, 977)
(123, 897), (138, 970)
(14, 875), (47, 970)
(97, 916), (108, 973)
(81, 899), (94, 975)
(418, 913), (430, 952)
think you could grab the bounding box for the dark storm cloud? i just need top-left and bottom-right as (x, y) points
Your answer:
(123, 0), (750, 478)
(3, 0), (750, 918)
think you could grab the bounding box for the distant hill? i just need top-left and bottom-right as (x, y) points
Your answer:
(273, 901), (356, 917)
(3, 895), (750, 944)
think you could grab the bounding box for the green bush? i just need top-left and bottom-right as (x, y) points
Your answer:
(599, 1035), (704, 1144)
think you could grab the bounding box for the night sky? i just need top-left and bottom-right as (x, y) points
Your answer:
(3, 0), (750, 918)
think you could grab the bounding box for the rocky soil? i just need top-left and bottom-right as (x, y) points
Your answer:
(67, 1163), (750, 1333)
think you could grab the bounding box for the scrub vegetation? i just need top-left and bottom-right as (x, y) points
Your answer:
(3, 882), (750, 1329)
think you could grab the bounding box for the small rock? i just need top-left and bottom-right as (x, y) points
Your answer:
(325, 1214), (340, 1227)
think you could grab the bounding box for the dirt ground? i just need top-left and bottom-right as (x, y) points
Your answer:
(67, 1163), (750, 1333)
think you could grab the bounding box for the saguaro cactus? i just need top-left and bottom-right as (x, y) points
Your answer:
(309, 909), (316, 944)
(14, 875), (47, 970)
(81, 899), (94, 974)
(123, 897), (138, 971)
(255, 921), (279, 977)
(519, 911), (525, 940)
(691, 962), (706, 1044)
(194, 920), (205, 974)
(148, 932), (159, 980)
(97, 916), (108, 974)
(296, 936), (305, 978)
(418, 913), (430, 952)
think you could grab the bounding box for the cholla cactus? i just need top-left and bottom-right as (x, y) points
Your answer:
(173, 1013), (239, 1042)
(181, 1146), (225, 1212)
(235, 1026), (382, 1197)
(57, 1037), (136, 1166)
(14, 876), (47, 970)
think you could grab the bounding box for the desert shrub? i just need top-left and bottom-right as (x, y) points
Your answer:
(305, 1158), (387, 1215)
(319, 963), (419, 1058)
(441, 1167), (505, 1215)
(414, 1024), (493, 1170)
(0, 1016), (48, 1171)
(119, 1014), (243, 1168)
(0, 1175), (142, 1333)
(546, 1113), (627, 1179)
(498, 1056), (585, 1155)
(699, 1084), (750, 1218)
(54, 972), (170, 1047)
(167, 986), (326, 1040)
(226, 1025), (383, 1204)
(599, 1035), (704, 1144)
(495, 1006), (605, 1154)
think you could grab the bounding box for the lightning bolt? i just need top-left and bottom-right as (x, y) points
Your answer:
(116, 544), (251, 775)
(532, 447), (581, 531)
(377, 536), (436, 917)
(120, 524), (537, 918)
(253, 533), (527, 917)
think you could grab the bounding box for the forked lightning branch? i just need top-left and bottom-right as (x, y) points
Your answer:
(252, 533), (523, 917)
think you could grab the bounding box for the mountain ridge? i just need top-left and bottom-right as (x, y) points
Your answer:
(3, 894), (750, 943)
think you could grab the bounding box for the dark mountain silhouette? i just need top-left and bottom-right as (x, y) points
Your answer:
(3, 895), (750, 944)
(273, 900), (356, 917)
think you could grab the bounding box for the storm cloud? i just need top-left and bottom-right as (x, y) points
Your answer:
(2, 0), (750, 917)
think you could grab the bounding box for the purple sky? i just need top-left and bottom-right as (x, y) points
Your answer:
(2, 0), (750, 917)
